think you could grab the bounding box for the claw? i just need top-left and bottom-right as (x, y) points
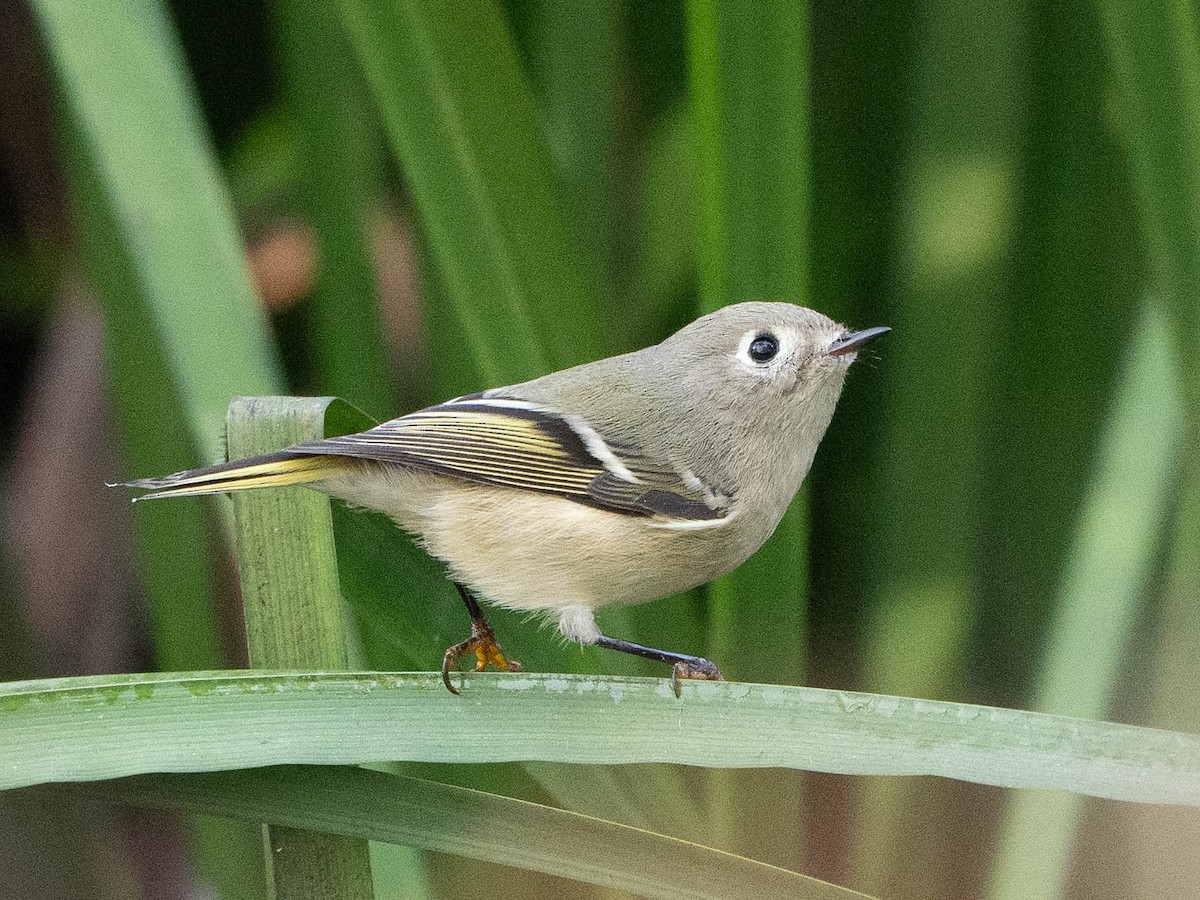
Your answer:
(670, 658), (724, 698)
(441, 618), (521, 695)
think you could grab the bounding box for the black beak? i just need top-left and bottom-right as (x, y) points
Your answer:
(828, 326), (891, 357)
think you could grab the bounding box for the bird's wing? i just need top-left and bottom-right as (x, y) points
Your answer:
(293, 396), (732, 524)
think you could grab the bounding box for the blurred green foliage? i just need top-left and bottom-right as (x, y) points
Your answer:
(1, 0), (1197, 898)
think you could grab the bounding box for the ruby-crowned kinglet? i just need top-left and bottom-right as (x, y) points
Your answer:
(124, 302), (887, 695)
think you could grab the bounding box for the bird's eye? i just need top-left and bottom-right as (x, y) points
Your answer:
(748, 333), (779, 363)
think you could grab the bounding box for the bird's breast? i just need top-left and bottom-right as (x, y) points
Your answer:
(322, 463), (763, 612)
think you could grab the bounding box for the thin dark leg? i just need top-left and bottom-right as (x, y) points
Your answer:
(455, 582), (487, 623)
(441, 583), (520, 695)
(594, 635), (723, 698)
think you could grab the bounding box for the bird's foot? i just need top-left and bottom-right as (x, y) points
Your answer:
(670, 658), (724, 698)
(441, 617), (521, 695)
(592, 634), (724, 699)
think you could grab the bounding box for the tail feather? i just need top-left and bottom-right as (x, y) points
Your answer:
(116, 450), (346, 501)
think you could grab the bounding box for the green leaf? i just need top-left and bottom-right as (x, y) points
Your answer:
(338, 0), (606, 385)
(633, 101), (697, 334)
(1097, 0), (1200, 734)
(30, 0), (282, 459)
(2, 671), (1196, 806)
(90, 765), (863, 900)
(686, 0), (809, 313)
(525, 0), (622, 286)
(685, 6), (812, 654)
(1098, 0), (1200, 390)
(277, 0), (395, 420)
(334, 0), (655, 691)
(36, 0), (286, 671)
(227, 397), (362, 671)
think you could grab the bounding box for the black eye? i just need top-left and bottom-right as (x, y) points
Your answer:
(748, 333), (779, 363)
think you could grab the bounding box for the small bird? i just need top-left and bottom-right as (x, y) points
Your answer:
(123, 302), (887, 695)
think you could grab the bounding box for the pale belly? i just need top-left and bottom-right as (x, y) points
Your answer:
(321, 464), (768, 617)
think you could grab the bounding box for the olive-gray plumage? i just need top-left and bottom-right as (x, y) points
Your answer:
(324, 302), (873, 642)
(124, 302), (887, 691)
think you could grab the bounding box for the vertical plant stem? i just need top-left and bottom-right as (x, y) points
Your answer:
(227, 397), (374, 900)
(685, 0), (810, 865)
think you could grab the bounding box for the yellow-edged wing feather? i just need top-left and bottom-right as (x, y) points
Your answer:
(122, 398), (730, 522)
(295, 401), (608, 501)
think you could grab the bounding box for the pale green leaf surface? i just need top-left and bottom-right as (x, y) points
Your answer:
(1, 671), (1195, 805)
(1095, 3), (1200, 892)
(1098, 0), (1200, 750)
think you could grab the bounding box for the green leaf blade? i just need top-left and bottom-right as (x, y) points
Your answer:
(103, 765), (865, 900)
(339, 0), (606, 386)
(3, 671), (1196, 807)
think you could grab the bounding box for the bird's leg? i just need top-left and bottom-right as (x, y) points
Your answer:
(593, 635), (723, 698)
(441, 583), (521, 694)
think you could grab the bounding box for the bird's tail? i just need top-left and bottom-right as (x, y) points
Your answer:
(115, 450), (350, 501)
